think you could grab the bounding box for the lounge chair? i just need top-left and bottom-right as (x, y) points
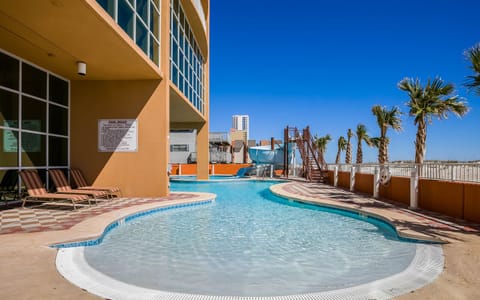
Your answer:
(48, 169), (110, 203)
(70, 168), (122, 198)
(19, 170), (91, 210)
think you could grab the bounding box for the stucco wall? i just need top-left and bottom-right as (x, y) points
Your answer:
(419, 179), (465, 219)
(355, 173), (374, 195)
(71, 80), (169, 197)
(338, 171), (350, 189)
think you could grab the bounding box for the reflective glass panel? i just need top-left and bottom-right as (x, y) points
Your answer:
(0, 128), (18, 167)
(118, 0), (134, 39)
(137, 0), (148, 23)
(136, 18), (149, 54)
(0, 52), (19, 90)
(149, 34), (159, 65)
(21, 132), (46, 167)
(22, 63), (47, 99)
(22, 96), (46, 132)
(49, 104), (68, 136)
(49, 136), (68, 166)
(49, 75), (68, 106)
(0, 89), (19, 128)
(97, 0), (115, 18)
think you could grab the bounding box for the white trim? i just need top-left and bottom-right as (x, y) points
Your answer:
(57, 243), (443, 300)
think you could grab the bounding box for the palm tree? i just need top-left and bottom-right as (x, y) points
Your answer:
(355, 124), (373, 164)
(371, 105), (402, 164)
(335, 136), (347, 164)
(398, 77), (469, 164)
(316, 134), (331, 164)
(345, 129), (353, 164)
(465, 43), (480, 95)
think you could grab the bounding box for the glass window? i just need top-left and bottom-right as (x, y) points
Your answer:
(49, 136), (68, 166)
(172, 64), (178, 86)
(21, 132), (46, 167)
(97, 0), (115, 18)
(118, 0), (134, 39)
(136, 18), (149, 54)
(136, 0), (148, 23)
(149, 34), (159, 65)
(150, 3), (160, 39)
(0, 128), (18, 167)
(0, 51), (19, 90)
(49, 75), (69, 106)
(22, 96), (46, 132)
(0, 89), (19, 128)
(22, 63), (47, 99)
(173, 0), (179, 13)
(172, 40), (178, 64)
(172, 18), (178, 41)
(49, 104), (68, 136)
(151, 0), (160, 10)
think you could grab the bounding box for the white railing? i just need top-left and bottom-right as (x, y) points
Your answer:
(328, 162), (480, 183)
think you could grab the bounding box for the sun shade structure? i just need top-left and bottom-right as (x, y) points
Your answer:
(19, 170), (91, 210)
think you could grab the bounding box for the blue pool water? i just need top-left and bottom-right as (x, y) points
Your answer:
(83, 180), (417, 296)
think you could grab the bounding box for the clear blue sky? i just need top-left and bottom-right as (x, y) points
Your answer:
(209, 0), (480, 163)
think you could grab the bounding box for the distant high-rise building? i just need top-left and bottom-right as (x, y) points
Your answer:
(232, 115), (249, 140)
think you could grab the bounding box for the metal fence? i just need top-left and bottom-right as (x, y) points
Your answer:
(327, 162), (480, 183)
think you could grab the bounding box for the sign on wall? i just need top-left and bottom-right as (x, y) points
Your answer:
(98, 119), (138, 152)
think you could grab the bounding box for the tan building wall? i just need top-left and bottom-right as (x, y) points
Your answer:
(230, 129), (247, 144)
(71, 80), (169, 197)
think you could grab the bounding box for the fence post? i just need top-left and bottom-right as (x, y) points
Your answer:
(373, 166), (380, 199)
(212, 164), (215, 175)
(350, 165), (355, 192)
(179, 164), (182, 175)
(410, 166), (419, 209)
(270, 165), (274, 178)
(334, 165), (338, 187)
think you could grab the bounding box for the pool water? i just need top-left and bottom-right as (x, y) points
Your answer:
(83, 180), (419, 296)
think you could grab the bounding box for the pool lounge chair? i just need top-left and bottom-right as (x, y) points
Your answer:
(70, 168), (122, 198)
(19, 170), (91, 210)
(48, 169), (110, 203)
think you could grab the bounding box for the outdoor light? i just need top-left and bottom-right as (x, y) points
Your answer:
(77, 61), (86, 76)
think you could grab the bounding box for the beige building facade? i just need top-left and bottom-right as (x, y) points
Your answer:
(0, 0), (210, 197)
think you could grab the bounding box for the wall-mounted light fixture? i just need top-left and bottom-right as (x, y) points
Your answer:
(77, 61), (86, 76)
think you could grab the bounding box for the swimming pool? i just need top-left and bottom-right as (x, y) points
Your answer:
(56, 180), (443, 299)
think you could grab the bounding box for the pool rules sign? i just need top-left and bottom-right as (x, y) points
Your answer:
(98, 119), (138, 152)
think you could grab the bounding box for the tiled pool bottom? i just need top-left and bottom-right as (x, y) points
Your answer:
(57, 243), (443, 300)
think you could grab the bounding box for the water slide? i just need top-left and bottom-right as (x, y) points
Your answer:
(248, 143), (297, 165)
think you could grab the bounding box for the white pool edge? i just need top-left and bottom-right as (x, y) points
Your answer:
(56, 242), (443, 300)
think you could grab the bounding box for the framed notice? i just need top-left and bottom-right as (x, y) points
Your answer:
(98, 119), (138, 152)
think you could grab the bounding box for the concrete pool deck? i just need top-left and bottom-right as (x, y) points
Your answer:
(0, 182), (479, 299)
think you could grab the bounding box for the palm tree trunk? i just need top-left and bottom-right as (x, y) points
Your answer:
(356, 140), (362, 164)
(335, 150), (341, 164)
(346, 141), (352, 164)
(379, 133), (388, 164)
(415, 119), (427, 164)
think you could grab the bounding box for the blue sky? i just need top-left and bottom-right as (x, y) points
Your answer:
(209, 0), (480, 163)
